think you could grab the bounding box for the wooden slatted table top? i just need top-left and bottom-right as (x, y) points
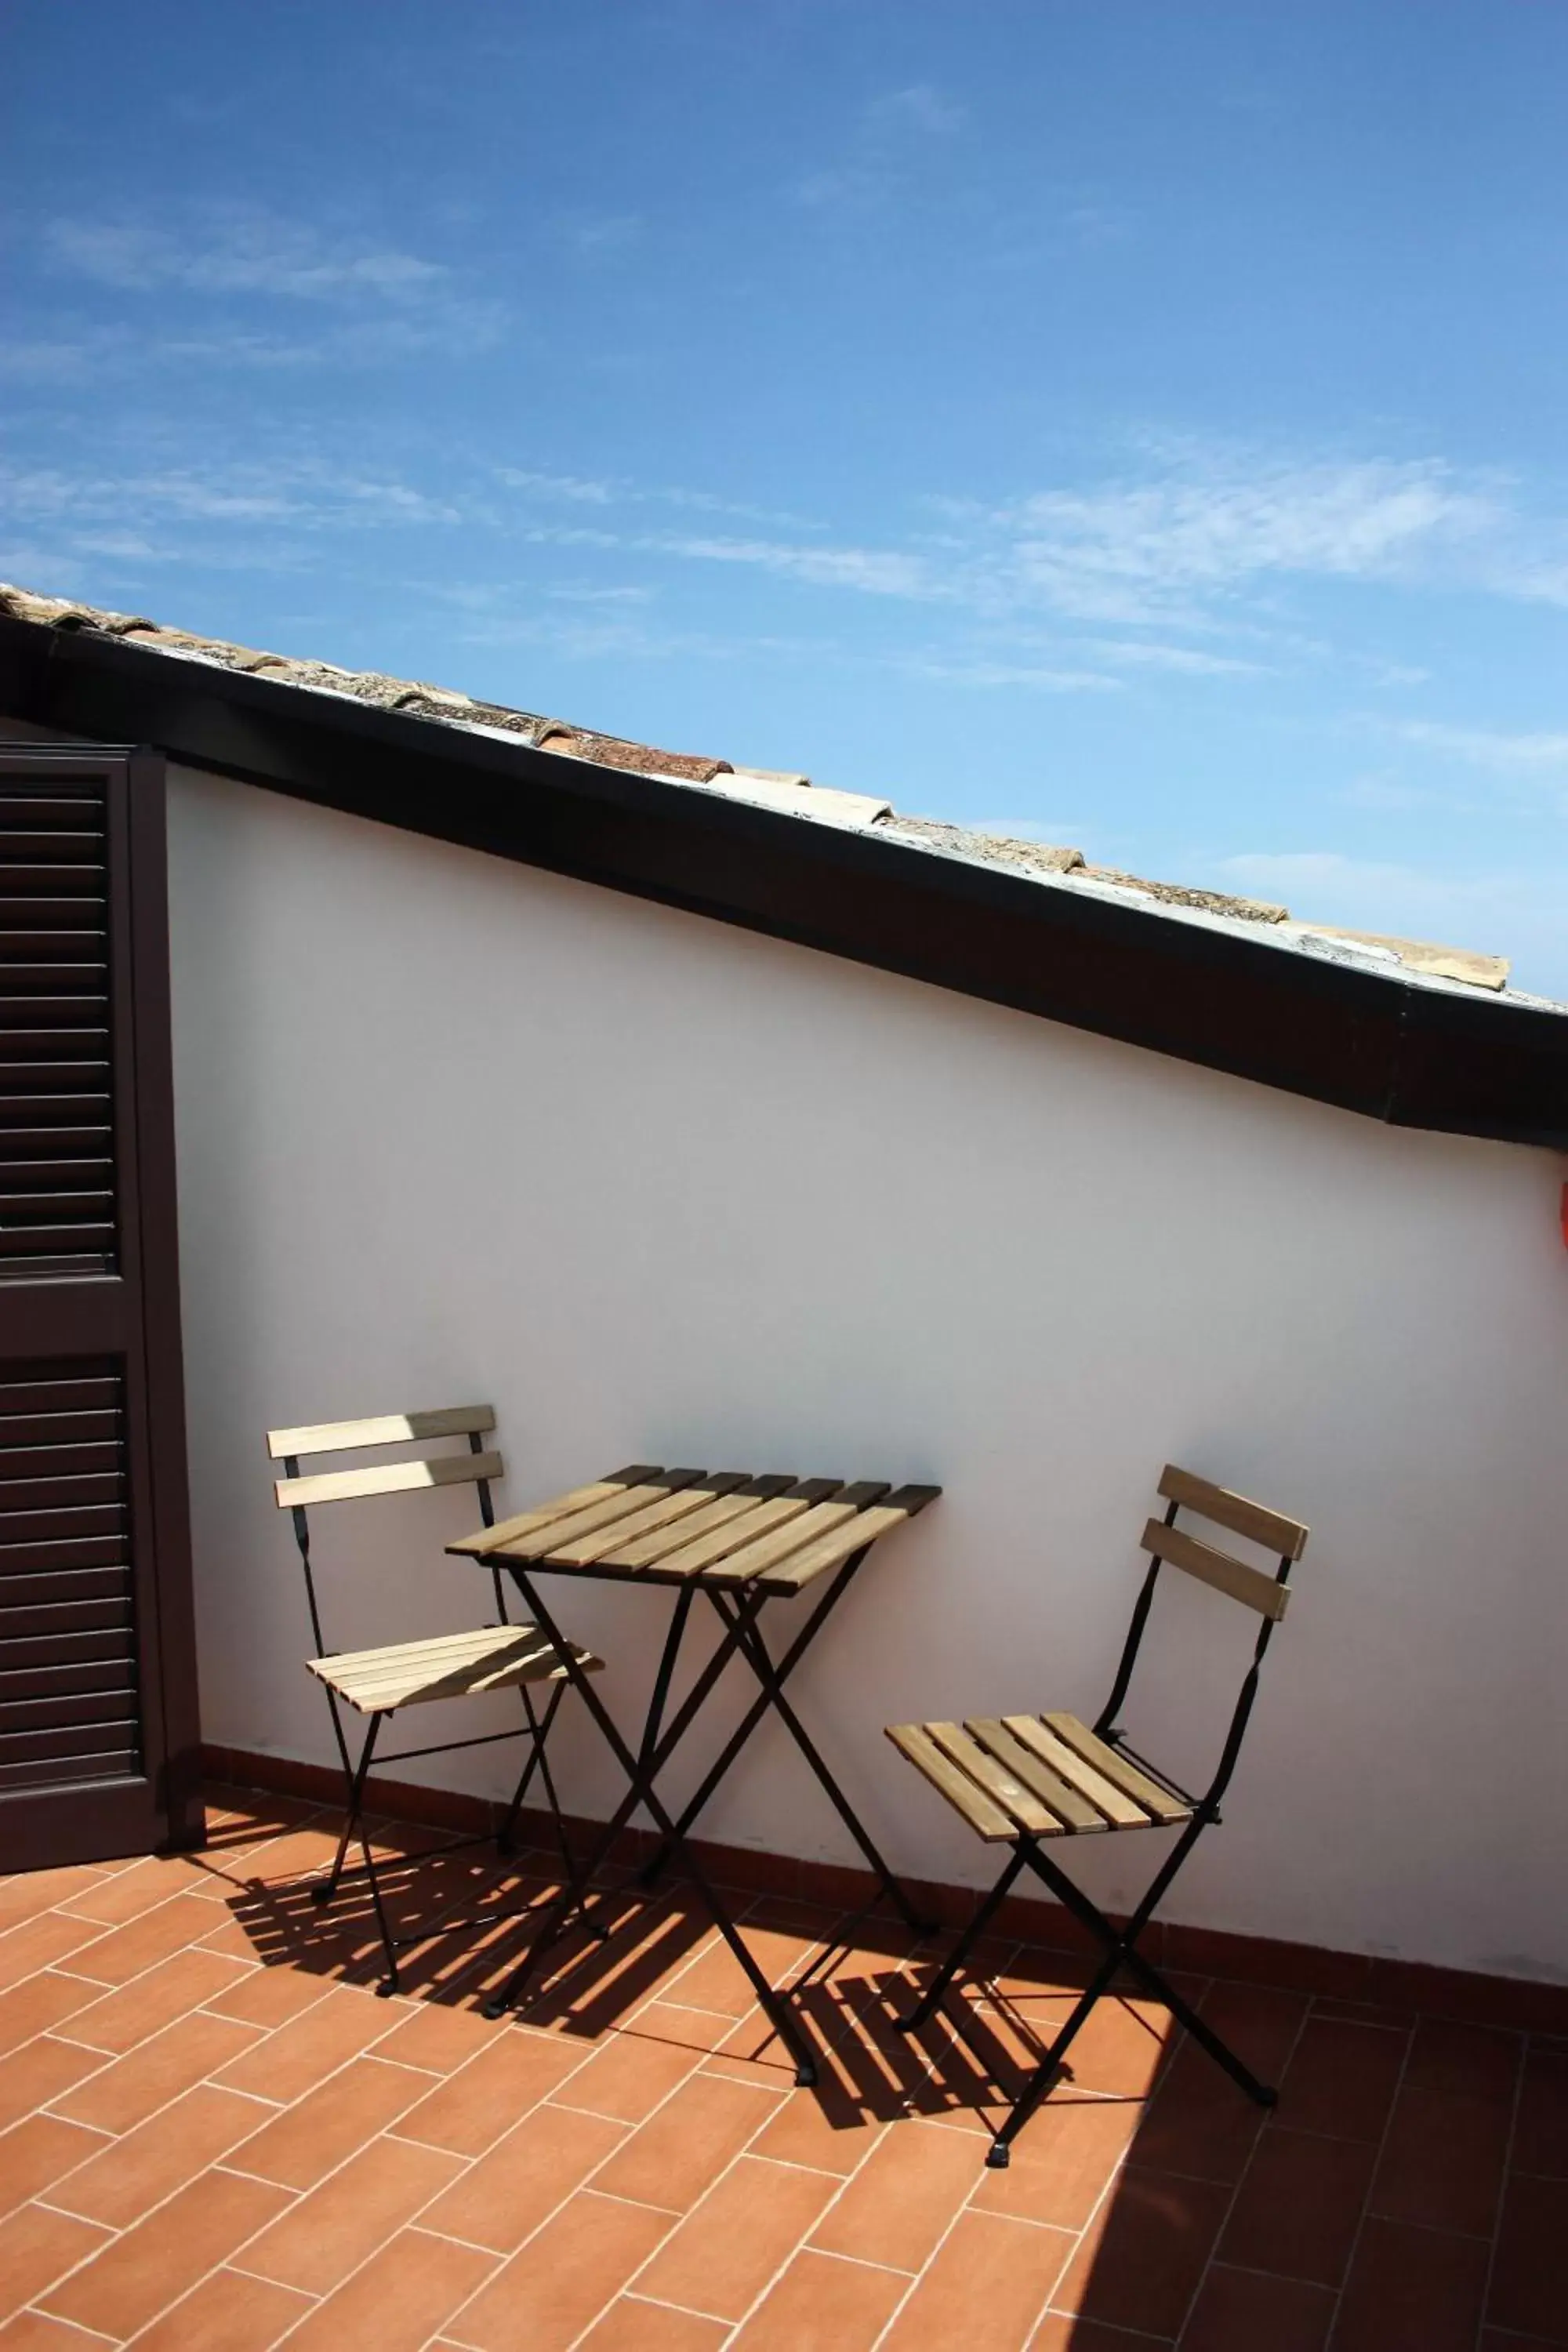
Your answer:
(447, 1465), (940, 1595)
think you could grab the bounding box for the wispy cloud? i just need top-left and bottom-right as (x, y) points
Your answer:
(1084, 637), (1267, 677)
(1392, 720), (1568, 773)
(45, 208), (448, 302)
(794, 81), (965, 208)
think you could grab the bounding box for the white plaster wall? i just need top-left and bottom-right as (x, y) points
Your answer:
(162, 764), (1568, 1983)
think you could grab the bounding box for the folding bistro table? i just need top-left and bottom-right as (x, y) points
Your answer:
(447, 1465), (939, 2083)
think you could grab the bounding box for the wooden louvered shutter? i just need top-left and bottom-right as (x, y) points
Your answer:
(0, 746), (201, 1870)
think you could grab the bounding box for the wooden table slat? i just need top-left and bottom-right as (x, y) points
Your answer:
(598, 1474), (799, 1571)
(754, 1483), (942, 1592)
(545, 1472), (751, 1568)
(702, 1482), (891, 1586)
(448, 1465), (662, 1559)
(500, 1469), (708, 1563)
(646, 1479), (844, 1582)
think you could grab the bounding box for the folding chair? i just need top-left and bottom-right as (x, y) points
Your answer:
(268, 1404), (603, 1994)
(887, 1464), (1308, 2166)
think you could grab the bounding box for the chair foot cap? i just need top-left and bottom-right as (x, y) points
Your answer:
(481, 1998), (510, 2020)
(376, 1977), (398, 1998)
(985, 2143), (1011, 2169)
(793, 2061), (818, 2088)
(309, 1883), (334, 1907)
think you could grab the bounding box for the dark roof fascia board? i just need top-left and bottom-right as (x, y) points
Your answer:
(2, 610), (1564, 1149)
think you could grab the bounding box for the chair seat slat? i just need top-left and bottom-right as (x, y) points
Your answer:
(885, 1722), (1016, 1842)
(965, 1719), (1109, 1834)
(998, 1715), (1154, 1829)
(1039, 1713), (1193, 1826)
(309, 1623), (601, 1712)
(924, 1720), (1065, 1836)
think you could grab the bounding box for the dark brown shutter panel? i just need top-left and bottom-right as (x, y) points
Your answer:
(0, 1359), (138, 1790)
(0, 780), (115, 1276)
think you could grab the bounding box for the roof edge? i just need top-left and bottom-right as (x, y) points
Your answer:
(2, 609), (1564, 1149)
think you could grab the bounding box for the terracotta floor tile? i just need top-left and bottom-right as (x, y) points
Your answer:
(1180, 2262), (1334, 2351)
(1030, 2318), (1172, 2350)
(1369, 2082), (1510, 2237)
(1404, 2017), (1522, 2103)
(973, 2091), (1139, 2229)
(621, 2001), (738, 2057)
(1054, 2167), (1231, 2336)
(417, 2100), (625, 2255)
(40, 2166), (291, 2339)
(1193, 1980), (1311, 2079)
(554, 2030), (702, 2123)
(46, 2084), (273, 2230)
(0, 2115), (111, 2217)
(51, 2009), (262, 2135)
(369, 1998), (499, 2075)
(0, 2314), (114, 2347)
(444, 2187), (673, 2351)
(228, 2056), (432, 2190)
(129, 2263), (314, 2352)
(392, 2027), (590, 2156)
(1127, 2042), (1265, 2184)
(56, 1948), (252, 2056)
(0, 1914), (105, 1994)
(637, 2152), (837, 2319)
(1331, 2214), (1490, 2352)
(1274, 2016), (1408, 2140)
(60, 1853), (227, 1927)
(655, 1923), (818, 2021)
(1217, 2126), (1377, 2287)
(0, 2202), (111, 2320)
(575, 2298), (729, 2350)
(201, 1965), (335, 2031)
(882, 2209), (1072, 2350)
(971, 1986), (1175, 2100)
(0, 1868), (109, 1924)
(748, 2080), (887, 2177)
(216, 1980), (411, 2103)
(811, 2114), (985, 2271)
(593, 2073), (782, 2215)
(729, 2246), (909, 2350)
(54, 1893), (223, 1989)
(0, 2036), (107, 2132)
(1487, 2171), (1568, 2341)
(238, 2130), (465, 2292)
(1515, 2042), (1568, 2180)
(0, 1975), (100, 2060)
(267, 2224), (495, 2352)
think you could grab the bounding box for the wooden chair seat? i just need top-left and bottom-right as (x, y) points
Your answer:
(887, 1711), (1194, 1844)
(309, 1624), (604, 1716)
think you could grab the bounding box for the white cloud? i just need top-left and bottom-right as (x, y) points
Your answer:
(1392, 720), (1568, 772)
(1085, 637), (1266, 677)
(866, 85), (966, 136)
(46, 209), (448, 303)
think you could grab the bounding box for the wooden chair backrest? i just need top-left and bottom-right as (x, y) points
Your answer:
(1138, 1465), (1308, 1623)
(267, 1406), (502, 1509)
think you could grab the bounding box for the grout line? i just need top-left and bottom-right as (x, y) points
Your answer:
(1473, 2026), (1528, 2336)
(1167, 1986), (1315, 2346)
(1319, 1996), (1417, 2347)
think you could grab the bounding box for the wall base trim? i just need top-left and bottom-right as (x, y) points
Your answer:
(202, 1741), (1568, 2035)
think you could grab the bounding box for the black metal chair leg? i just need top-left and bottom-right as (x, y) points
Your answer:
(897, 1849), (1027, 2034)
(985, 1946), (1127, 2167)
(311, 1711), (383, 1910)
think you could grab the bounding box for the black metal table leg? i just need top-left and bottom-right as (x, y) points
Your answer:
(488, 1569), (819, 2084)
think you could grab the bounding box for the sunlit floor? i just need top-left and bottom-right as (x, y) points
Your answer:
(0, 1784), (1562, 2350)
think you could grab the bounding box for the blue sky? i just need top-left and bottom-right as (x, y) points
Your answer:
(5, 2), (1567, 994)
